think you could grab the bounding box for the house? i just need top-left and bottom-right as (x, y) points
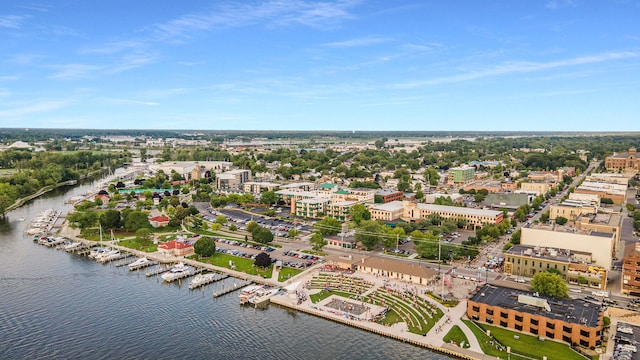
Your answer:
(158, 240), (194, 257)
(149, 215), (170, 228)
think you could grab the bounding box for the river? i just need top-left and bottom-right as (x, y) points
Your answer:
(0, 179), (450, 359)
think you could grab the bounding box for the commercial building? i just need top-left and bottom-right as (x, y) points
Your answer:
(402, 201), (504, 230)
(375, 189), (404, 203)
(423, 193), (463, 204)
(149, 161), (233, 181)
(447, 166), (475, 186)
(622, 242), (640, 296)
(242, 181), (281, 194)
(216, 169), (252, 190)
(485, 193), (531, 210)
(574, 181), (627, 204)
(521, 225), (615, 270)
(519, 182), (550, 195)
(504, 245), (607, 290)
(549, 200), (598, 221)
(467, 284), (604, 349)
(605, 147), (640, 172)
(369, 201), (405, 222)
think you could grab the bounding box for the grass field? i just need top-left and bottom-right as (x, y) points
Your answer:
(443, 325), (470, 348)
(278, 267), (303, 282)
(0, 168), (16, 177)
(197, 252), (272, 278)
(462, 320), (589, 360)
(118, 239), (158, 253)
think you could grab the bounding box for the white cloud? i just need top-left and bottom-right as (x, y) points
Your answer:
(392, 50), (640, 88)
(0, 99), (72, 117)
(322, 36), (390, 47)
(48, 64), (102, 79)
(81, 40), (145, 55)
(151, 0), (361, 41)
(101, 98), (159, 106)
(0, 15), (29, 29)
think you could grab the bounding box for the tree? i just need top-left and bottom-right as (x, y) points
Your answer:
(310, 231), (327, 251)
(349, 203), (371, 225)
(423, 167), (440, 186)
(215, 215), (227, 225)
(254, 252), (271, 268)
(510, 229), (521, 245)
(260, 191), (278, 206)
(68, 211), (98, 230)
(540, 211), (550, 223)
(135, 228), (151, 244)
(555, 216), (568, 226)
(314, 217), (341, 236)
(252, 226), (274, 244)
(124, 210), (149, 232)
(194, 237), (216, 257)
(247, 221), (259, 234)
(355, 220), (386, 249)
(229, 223), (237, 231)
(287, 228), (300, 239)
(530, 272), (569, 298)
(99, 210), (122, 230)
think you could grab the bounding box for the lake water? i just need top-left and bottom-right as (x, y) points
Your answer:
(0, 180), (450, 359)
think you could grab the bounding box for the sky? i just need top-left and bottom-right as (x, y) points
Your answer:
(1, 0), (639, 131)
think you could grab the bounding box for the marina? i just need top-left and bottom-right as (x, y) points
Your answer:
(189, 272), (228, 290)
(214, 279), (253, 298)
(128, 257), (157, 271)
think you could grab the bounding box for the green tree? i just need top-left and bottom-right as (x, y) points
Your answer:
(247, 221), (259, 234)
(99, 210), (122, 230)
(260, 191), (278, 206)
(254, 252), (271, 268)
(229, 223), (238, 231)
(68, 211), (98, 230)
(252, 226), (274, 244)
(288, 228), (300, 239)
(354, 220), (386, 249)
(540, 211), (550, 223)
(348, 203), (371, 225)
(135, 228), (151, 245)
(510, 229), (521, 245)
(215, 215), (227, 225)
(124, 210), (149, 232)
(314, 217), (341, 236)
(310, 231), (327, 251)
(194, 237), (216, 257)
(555, 216), (568, 226)
(530, 272), (569, 298)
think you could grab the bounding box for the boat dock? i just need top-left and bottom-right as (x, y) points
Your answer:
(189, 273), (228, 290)
(115, 257), (140, 268)
(146, 266), (170, 277)
(97, 252), (134, 264)
(129, 259), (158, 271)
(163, 266), (204, 283)
(213, 279), (252, 298)
(40, 236), (67, 247)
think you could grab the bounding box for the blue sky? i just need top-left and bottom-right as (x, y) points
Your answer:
(1, 0), (639, 131)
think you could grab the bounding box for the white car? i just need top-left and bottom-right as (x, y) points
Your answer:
(592, 290), (609, 298)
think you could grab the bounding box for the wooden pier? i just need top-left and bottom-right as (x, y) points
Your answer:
(129, 260), (158, 271)
(213, 279), (252, 298)
(146, 266), (170, 277)
(115, 257), (140, 268)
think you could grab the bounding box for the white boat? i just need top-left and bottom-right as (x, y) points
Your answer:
(64, 242), (83, 251)
(96, 249), (120, 263)
(189, 273), (216, 289)
(249, 287), (280, 306)
(239, 284), (264, 305)
(161, 262), (193, 282)
(89, 247), (111, 259)
(128, 257), (153, 270)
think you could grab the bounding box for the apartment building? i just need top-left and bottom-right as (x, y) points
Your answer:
(369, 201), (405, 222)
(467, 284), (604, 349)
(402, 201), (503, 230)
(447, 166), (475, 186)
(242, 181), (280, 194)
(375, 189), (404, 203)
(622, 242), (640, 296)
(216, 169), (252, 190)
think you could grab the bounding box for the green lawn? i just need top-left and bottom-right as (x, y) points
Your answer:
(278, 267), (303, 282)
(118, 239), (158, 253)
(443, 325), (471, 348)
(309, 289), (355, 303)
(301, 249), (326, 256)
(0, 168), (16, 177)
(378, 309), (402, 326)
(462, 320), (588, 360)
(197, 252), (272, 278)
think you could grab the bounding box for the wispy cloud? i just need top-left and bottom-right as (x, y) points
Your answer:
(108, 53), (156, 74)
(81, 40), (145, 55)
(322, 36), (390, 47)
(0, 15), (29, 29)
(545, 0), (577, 10)
(0, 75), (19, 82)
(48, 64), (102, 79)
(101, 97), (159, 106)
(0, 99), (72, 117)
(392, 50), (640, 88)
(151, 0), (361, 41)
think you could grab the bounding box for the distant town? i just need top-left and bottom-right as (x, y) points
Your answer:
(2, 130), (640, 360)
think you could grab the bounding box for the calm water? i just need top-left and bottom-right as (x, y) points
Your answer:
(0, 181), (449, 360)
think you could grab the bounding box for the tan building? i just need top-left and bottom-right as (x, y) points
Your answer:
(294, 197), (330, 218)
(549, 200), (598, 221)
(574, 181), (627, 204)
(467, 284), (604, 349)
(326, 200), (358, 221)
(622, 242), (640, 296)
(519, 182), (550, 195)
(605, 147), (640, 172)
(331, 188), (376, 203)
(242, 181), (280, 194)
(356, 256), (436, 285)
(216, 169), (251, 190)
(369, 201), (405, 222)
(521, 225), (615, 270)
(402, 201), (504, 230)
(504, 245), (607, 290)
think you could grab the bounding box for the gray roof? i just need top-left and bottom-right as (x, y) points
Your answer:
(416, 203), (502, 217)
(470, 284), (602, 328)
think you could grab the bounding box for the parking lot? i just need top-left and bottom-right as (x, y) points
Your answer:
(612, 321), (640, 360)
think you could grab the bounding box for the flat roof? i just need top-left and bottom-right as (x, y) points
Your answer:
(416, 203), (502, 217)
(506, 244), (576, 263)
(371, 201), (405, 212)
(470, 284), (602, 327)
